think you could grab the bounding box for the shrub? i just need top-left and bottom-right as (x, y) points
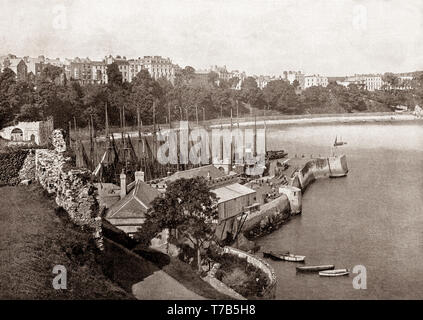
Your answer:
(0, 149), (29, 185)
(211, 252), (269, 299)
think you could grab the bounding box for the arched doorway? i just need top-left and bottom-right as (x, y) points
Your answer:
(11, 128), (23, 141)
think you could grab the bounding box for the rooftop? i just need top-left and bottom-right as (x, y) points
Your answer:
(164, 165), (226, 183)
(106, 180), (160, 219)
(212, 183), (256, 204)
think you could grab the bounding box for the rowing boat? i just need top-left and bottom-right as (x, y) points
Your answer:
(263, 251), (289, 260)
(296, 265), (335, 272)
(263, 251), (305, 262)
(319, 269), (349, 277)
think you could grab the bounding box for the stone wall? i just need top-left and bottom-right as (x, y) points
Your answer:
(202, 263), (247, 300)
(32, 129), (103, 249)
(223, 246), (276, 299)
(18, 150), (36, 182)
(291, 155), (348, 190)
(242, 195), (290, 239)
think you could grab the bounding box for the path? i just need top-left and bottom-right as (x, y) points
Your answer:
(132, 270), (206, 300)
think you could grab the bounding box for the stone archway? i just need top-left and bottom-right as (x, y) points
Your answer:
(11, 128), (23, 141)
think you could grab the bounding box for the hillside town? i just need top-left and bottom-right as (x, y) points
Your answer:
(0, 52), (419, 91)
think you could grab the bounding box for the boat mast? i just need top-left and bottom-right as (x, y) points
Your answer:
(254, 113), (257, 157)
(230, 107), (233, 170)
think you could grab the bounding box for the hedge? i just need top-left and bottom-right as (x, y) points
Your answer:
(0, 150), (29, 185)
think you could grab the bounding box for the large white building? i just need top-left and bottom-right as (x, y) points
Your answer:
(130, 56), (176, 84)
(337, 74), (383, 91)
(283, 71), (305, 89)
(0, 55), (28, 81)
(304, 74), (328, 89)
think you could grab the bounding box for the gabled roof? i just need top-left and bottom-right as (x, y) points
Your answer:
(164, 165), (226, 183)
(6, 58), (24, 68)
(212, 183), (256, 204)
(106, 180), (160, 219)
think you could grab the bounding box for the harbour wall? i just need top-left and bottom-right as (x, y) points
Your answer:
(223, 246), (276, 299)
(242, 155), (348, 239)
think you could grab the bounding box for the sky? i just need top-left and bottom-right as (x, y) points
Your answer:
(1, 0), (423, 76)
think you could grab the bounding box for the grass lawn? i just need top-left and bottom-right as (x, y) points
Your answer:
(0, 184), (134, 299)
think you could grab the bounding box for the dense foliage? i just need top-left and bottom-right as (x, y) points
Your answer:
(0, 149), (29, 185)
(209, 251), (269, 299)
(135, 177), (218, 271)
(1, 65), (423, 132)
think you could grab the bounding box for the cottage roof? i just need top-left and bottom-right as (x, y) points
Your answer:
(212, 183), (256, 204)
(106, 180), (160, 219)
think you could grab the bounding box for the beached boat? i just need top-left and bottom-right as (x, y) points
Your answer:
(296, 265), (335, 273)
(263, 251), (305, 262)
(319, 269), (349, 277)
(263, 251), (289, 260)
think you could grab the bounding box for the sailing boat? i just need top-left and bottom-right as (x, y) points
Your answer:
(333, 136), (347, 147)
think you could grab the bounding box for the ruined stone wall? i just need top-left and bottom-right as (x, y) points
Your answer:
(33, 129), (103, 249)
(18, 150), (36, 181)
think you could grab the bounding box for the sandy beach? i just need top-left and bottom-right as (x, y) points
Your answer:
(209, 112), (422, 128)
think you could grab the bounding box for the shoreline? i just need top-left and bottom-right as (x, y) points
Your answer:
(209, 112), (422, 128)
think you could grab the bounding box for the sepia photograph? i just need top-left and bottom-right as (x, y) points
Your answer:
(0, 0), (422, 311)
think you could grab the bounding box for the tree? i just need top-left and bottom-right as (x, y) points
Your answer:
(239, 76), (266, 111)
(137, 177), (218, 271)
(175, 66), (195, 87)
(39, 64), (65, 84)
(15, 103), (43, 122)
(129, 69), (163, 125)
(382, 73), (399, 87)
(207, 71), (219, 86)
(106, 62), (123, 86)
(82, 84), (108, 129)
(263, 80), (299, 113)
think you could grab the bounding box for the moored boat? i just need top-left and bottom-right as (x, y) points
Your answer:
(319, 269), (349, 277)
(281, 254), (306, 262)
(263, 251), (290, 260)
(296, 265), (335, 273)
(263, 251), (305, 262)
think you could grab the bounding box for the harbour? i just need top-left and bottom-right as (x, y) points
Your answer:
(257, 122), (423, 299)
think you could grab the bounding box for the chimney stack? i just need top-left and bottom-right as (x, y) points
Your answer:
(135, 171), (145, 182)
(120, 170), (127, 199)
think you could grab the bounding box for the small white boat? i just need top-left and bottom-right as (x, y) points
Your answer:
(280, 253), (306, 262)
(263, 251), (305, 262)
(319, 269), (349, 277)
